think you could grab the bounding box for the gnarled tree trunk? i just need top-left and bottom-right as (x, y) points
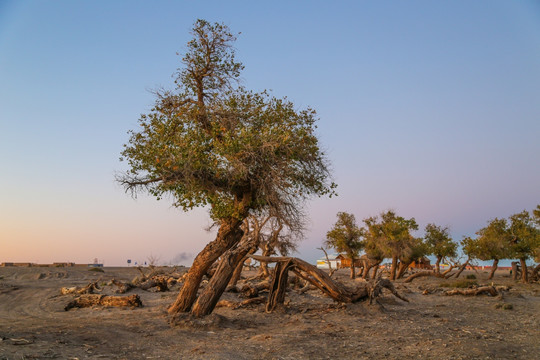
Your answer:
(190, 221), (261, 317)
(168, 217), (243, 314)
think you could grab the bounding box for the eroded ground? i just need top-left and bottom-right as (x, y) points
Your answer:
(1, 266), (538, 359)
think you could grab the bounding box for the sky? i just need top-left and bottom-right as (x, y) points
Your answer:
(1, 1), (539, 266)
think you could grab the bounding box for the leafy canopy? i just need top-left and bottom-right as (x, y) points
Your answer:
(325, 212), (364, 259)
(119, 20), (335, 222)
(424, 223), (457, 260)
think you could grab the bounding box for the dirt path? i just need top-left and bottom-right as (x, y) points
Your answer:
(1, 266), (538, 359)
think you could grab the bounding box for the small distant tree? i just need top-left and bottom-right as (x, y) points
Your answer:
(424, 224), (457, 274)
(508, 210), (540, 283)
(325, 212), (364, 279)
(360, 218), (388, 279)
(473, 218), (511, 279)
(396, 236), (429, 279)
(363, 210), (418, 280)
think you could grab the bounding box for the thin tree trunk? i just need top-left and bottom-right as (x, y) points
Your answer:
(372, 263), (380, 279)
(168, 218), (242, 315)
(511, 261), (519, 281)
(350, 262), (356, 279)
(520, 258), (528, 283)
(390, 255), (398, 280)
(454, 259), (469, 279)
(488, 259), (499, 280)
(435, 256), (441, 274)
(260, 246), (272, 278)
(396, 261), (411, 279)
(361, 263), (371, 279)
(228, 256), (247, 287)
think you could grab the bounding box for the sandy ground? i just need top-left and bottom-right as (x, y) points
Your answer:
(0, 265), (539, 360)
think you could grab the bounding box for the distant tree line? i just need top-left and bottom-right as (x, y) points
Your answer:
(325, 205), (540, 283)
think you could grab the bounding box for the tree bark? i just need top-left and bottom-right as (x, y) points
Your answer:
(168, 217), (243, 315)
(435, 256), (441, 274)
(511, 261), (519, 281)
(396, 261), (411, 279)
(519, 258), (528, 283)
(190, 228), (259, 317)
(443, 286), (498, 296)
(454, 258), (469, 279)
(252, 255), (409, 306)
(390, 255), (398, 280)
(65, 294), (142, 311)
(488, 259), (499, 280)
(350, 262), (356, 279)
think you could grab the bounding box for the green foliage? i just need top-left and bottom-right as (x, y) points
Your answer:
(325, 212), (364, 260)
(424, 223), (457, 261)
(465, 218), (511, 262)
(398, 236), (429, 264)
(463, 205), (540, 266)
(363, 210), (418, 260)
(508, 210), (540, 261)
(119, 20), (335, 224)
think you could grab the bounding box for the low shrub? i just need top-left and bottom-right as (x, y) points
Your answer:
(88, 267), (104, 273)
(466, 274), (477, 279)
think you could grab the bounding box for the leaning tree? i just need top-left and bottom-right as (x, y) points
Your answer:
(118, 20), (335, 317)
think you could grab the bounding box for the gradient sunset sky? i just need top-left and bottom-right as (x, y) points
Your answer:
(1, 1), (539, 266)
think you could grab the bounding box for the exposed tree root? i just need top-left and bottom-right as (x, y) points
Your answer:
(443, 286), (498, 296)
(64, 294), (142, 310)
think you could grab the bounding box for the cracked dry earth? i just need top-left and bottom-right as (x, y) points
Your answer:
(0, 266), (539, 359)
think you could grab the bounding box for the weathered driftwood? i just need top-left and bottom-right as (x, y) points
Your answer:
(215, 296), (266, 310)
(64, 294), (142, 310)
(443, 286), (498, 296)
(404, 267), (455, 283)
(250, 255), (408, 312)
(60, 281), (101, 295)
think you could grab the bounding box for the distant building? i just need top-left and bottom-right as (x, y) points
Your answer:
(409, 257), (432, 270)
(316, 253), (342, 269)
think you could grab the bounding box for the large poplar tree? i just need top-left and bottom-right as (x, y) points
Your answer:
(119, 20), (335, 316)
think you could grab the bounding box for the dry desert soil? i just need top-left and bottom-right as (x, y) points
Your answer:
(0, 266), (539, 359)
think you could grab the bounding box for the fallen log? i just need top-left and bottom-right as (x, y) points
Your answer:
(249, 255), (408, 312)
(60, 281), (101, 295)
(443, 286), (498, 296)
(65, 294), (142, 310)
(215, 297), (266, 310)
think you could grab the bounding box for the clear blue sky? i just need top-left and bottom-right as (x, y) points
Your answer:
(1, 1), (539, 266)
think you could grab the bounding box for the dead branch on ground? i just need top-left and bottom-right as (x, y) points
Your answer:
(443, 286), (498, 296)
(64, 294), (142, 310)
(249, 255), (409, 312)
